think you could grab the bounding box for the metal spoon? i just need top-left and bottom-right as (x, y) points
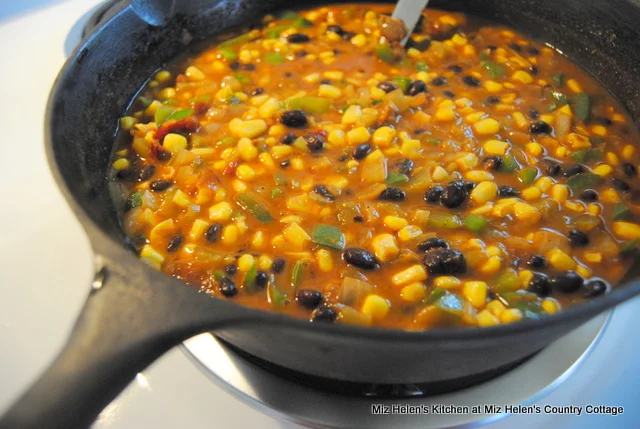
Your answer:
(392, 0), (431, 45)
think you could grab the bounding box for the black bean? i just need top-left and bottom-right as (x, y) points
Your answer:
(378, 187), (406, 201)
(280, 110), (308, 128)
(287, 33), (311, 43)
(422, 248), (467, 275)
(622, 163), (637, 178)
(319, 79), (332, 85)
(219, 277), (238, 297)
(304, 134), (324, 152)
(568, 229), (589, 247)
(251, 88), (264, 96)
(155, 149), (171, 162)
(529, 108), (539, 119)
(430, 76), (447, 86)
(295, 50), (308, 58)
(166, 235), (184, 252)
(593, 116), (613, 126)
(449, 179), (476, 192)
(338, 155), (348, 162)
(280, 160), (290, 169)
(563, 164), (584, 177)
(116, 167), (137, 182)
(424, 186), (445, 204)
(581, 189), (598, 202)
(343, 248), (380, 270)
(487, 45), (497, 51)
(150, 179), (173, 192)
(229, 61), (241, 71)
(498, 185), (520, 197)
(486, 95), (501, 105)
(529, 65), (539, 76)
(417, 237), (449, 253)
(137, 165), (156, 182)
(342, 31), (356, 41)
(271, 258), (286, 274)
(255, 270), (269, 288)
(583, 279), (608, 298)
(440, 183), (467, 208)
(442, 90), (456, 98)
(311, 305), (337, 322)
(550, 271), (584, 293)
(407, 80), (427, 96)
(394, 159), (414, 176)
(327, 25), (345, 36)
(205, 224), (222, 243)
(312, 185), (336, 201)
(529, 121), (553, 134)
(353, 215), (364, 223)
(377, 81), (398, 93)
(224, 264), (238, 276)
(527, 46), (540, 55)
(353, 143), (372, 160)
(280, 132), (297, 145)
(508, 42), (522, 52)
(612, 178), (630, 192)
(541, 159), (561, 177)
(528, 273), (551, 297)
(240, 63), (256, 71)
(462, 75), (481, 87)
(483, 156), (502, 171)
(296, 289), (323, 310)
(527, 255), (547, 269)
(447, 65), (463, 73)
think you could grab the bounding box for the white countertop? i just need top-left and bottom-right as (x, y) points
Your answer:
(0, 1), (638, 428)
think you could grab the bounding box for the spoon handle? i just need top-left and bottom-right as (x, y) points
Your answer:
(392, 0), (431, 45)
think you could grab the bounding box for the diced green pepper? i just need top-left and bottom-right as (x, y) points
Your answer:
(268, 280), (287, 307)
(220, 32), (254, 48)
(423, 287), (446, 305)
(235, 73), (251, 84)
(416, 61), (429, 72)
(621, 239), (640, 254)
(613, 203), (630, 220)
(138, 96), (153, 108)
(243, 263), (258, 292)
(479, 52), (489, 61)
(236, 193), (274, 222)
(511, 301), (543, 320)
(190, 95), (212, 104)
(572, 148), (604, 163)
(264, 24), (290, 39)
(166, 108), (194, 122)
(517, 166), (538, 185)
(371, 99), (383, 105)
(572, 93), (592, 122)
(274, 172), (287, 186)
(435, 292), (464, 317)
(428, 213), (463, 229)
(219, 47), (238, 61)
(291, 260), (304, 290)
(212, 271), (225, 281)
(391, 77), (412, 93)
(154, 104), (175, 124)
(499, 155), (519, 173)
(550, 90), (568, 106)
(495, 269), (522, 292)
(386, 172), (409, 186)
(271, 187), (283, 199)
(464, 214), (488, 233)
(218, 135), (237, 147)
(293, 17), (313, 28)
(285, 96), (333, 114)
(481, 61), (506, 79)
(551, 73), (565, 87)
(127, 192), (143, 209)
(311, 224), (346, 250)
(264, 52), (286, 64)
(280, 10), (300, 19)
(501, 291), (539, 303)
(567, 173), (601, 192)
(375, 43), (396, 64)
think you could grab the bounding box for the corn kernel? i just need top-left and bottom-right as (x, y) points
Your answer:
(470, 181), (498, 204)
(187, 219), (208, 241)
(283, 222), (311, 248)
(237, 254), (255, 272)
(534, 176), (553, 192)
(316, 249), (333, 272)
(566, 133), (591, 149)
(185, 66), (205, 81)
(371, 233), (400, 262)
(483, 80), (503, 93)
(270, 145), (294, 159)
(258, 255), (273, 270)
(547, 248), (577, 271)
(328, 129), (345, 146)
(172, 190), (191, 208)
(456, 153), (479, 170)
(250, 230), (266, 249)
(384, 216), (408, 231)
(587, 203), (601, 216)
(478, 256), (502, 275)
(221, 224), (239, 245)
(140, 244), (164, 269)
(237, 137), (259, 161)
(372, 126), (396, 146)
(434, 106), (456, 122)
(462, 281), (488, 308)
(397, 225), (423, 242)
(346, 126), (371, 145)
(477, 309), (500, 327)
(513, 202), (542, 224)
(606, 152), (620, 166)
(392, 264), (428, 286)
(433, 276), (461, 290)
(622, 144), (636, 160)
(519, 269), (534, 287)
(566, 78), (583, 93)
(592, 164), (613, 177)
(542, 298), (560, 314)
(318, 84), (342, 99)
(473, 118), (500, 135)
(400, 139), (422, 159)
(209, 201), (233, 221)
(512, 70), (533, 84)
(350, 34), (367, 47)
(584, 252), (603, 264)
(483, 140), (510, 156)
(235, 164), (256, 181)
(361, 295), (390, 320)
(486, 246), (503, 257)
(112, 158), (130, 171)
(522, 186), (542, 201)
(342, 104), (362, 125)
(613, 221), (640, 240)
(600, 189), (621, 203)
(399, 282), (427, 303)
(550, 184), (569, 203)
(501, 308), (523, 323)
(163, 133), (188, 153)
(465, 170), (494, 181)
(576, 265), (591, 278)
(526, 142), (543, 157)
(487, 300), (506, 318)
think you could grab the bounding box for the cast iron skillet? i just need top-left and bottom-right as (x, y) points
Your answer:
(2, 0), (640, 427)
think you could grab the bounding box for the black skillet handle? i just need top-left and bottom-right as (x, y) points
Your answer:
(0, 254), (233, 429)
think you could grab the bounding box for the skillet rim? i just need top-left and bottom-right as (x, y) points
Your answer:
(44, 1), (640, 344)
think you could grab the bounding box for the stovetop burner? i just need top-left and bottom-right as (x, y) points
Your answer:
(183, 312), (609, 429)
